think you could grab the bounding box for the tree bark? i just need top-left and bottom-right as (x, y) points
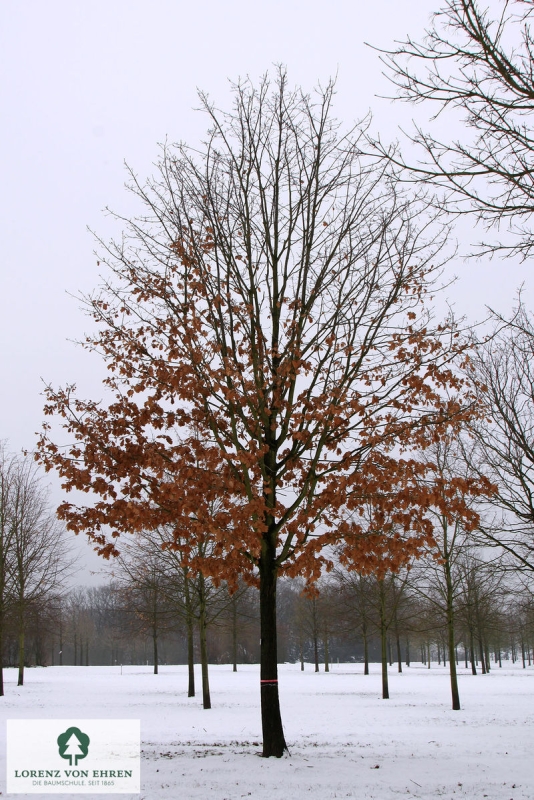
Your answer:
(323, 621), (329, 673)
(363, 622), (369, 675)
(232, 593), (238, 673)
(379, 580), (389, 699)
(198, 574), (211, 710)
(17, 614), (25, 687)
(444, 548), (460, 710)
(259, 549), (286, 757)
(152, 624), (158, 675)
(396, 631), (402, 673)
(184, 573), (195, 697)
(470, 630), (477, 675)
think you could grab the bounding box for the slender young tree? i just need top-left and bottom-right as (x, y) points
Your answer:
(6, 453), (74, 685)
(38, 71), (476, 756)
(0, 445), (17, 696)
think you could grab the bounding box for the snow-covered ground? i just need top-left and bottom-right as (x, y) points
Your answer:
(1, 661), (533, 799)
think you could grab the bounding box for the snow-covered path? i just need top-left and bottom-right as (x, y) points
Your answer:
(0, 662), (532, 799)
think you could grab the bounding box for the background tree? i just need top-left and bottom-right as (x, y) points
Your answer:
(0, 445), (17, 695)
(332, 568), (376, 674)
(114, 546), (174, 675)
(38, 70), (476, 756)
(406, 439), (493, 708)
(376, 0), (534, 259)
(464, 303), (534, 572)
(3, 451), (74, 686)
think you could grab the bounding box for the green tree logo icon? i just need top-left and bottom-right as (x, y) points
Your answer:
(57, 727), (90, 766)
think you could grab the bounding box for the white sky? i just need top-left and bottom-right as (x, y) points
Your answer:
(1, 0), (531, 580)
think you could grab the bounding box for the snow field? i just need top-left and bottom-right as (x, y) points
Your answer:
(0, 662), (533, 800)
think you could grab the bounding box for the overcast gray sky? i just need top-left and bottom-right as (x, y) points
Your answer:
(1, 0), (531, 581)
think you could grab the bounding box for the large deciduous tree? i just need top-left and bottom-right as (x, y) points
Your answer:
(38, 71), (474, 756)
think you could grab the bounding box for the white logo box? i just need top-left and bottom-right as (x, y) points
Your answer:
(7, 719), (140, 794)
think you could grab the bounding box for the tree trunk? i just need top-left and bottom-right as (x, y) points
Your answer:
(153, 624), (158, 675)
(484, 642), (491, 673)
(362, 621), (369, 675)
(470, 630), (477, 675)
(323, 621), (329, 673)
(405, 637), (410, 667)
(311, 599), (319, 673)
(479, 639), (487, 674)
(17, 615), (25, 687)
(184, 573), (195, 697)
(198, 575), (211, 710)
(396, 631), (402, 673)
(259, 550), (286, 757)
(232, 593), (238, 673)
(379, 580), (389, 699)
(0, 622), (4, 696)
(443, 553), (460, 709)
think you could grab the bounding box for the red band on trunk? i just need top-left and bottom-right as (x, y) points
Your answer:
(260, 679), (278, 684)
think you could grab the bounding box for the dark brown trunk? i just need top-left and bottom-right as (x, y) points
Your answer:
(363, 626), (369, 675)
(470, 630), (477, 675)
(443, 553), (460, 709)
(153, 625), (158, 675)
(379, 581), (389, 699)
(17, 616), (24, 686)
(184, 573), (195, 697)
(313, 599), (319, 673)
(259, 550), (286, 757)
(198, 575), (211, 710)
(232, 594), (238, 672)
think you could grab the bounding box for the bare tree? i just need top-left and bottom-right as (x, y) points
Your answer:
(0, 445), (18, 695)
(332, 569), (376, 674)
(1, 451), (74, 687)
(464, 303), (534, 571)
(375, 0), (534, 259)
(114, 544), (175, 675)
